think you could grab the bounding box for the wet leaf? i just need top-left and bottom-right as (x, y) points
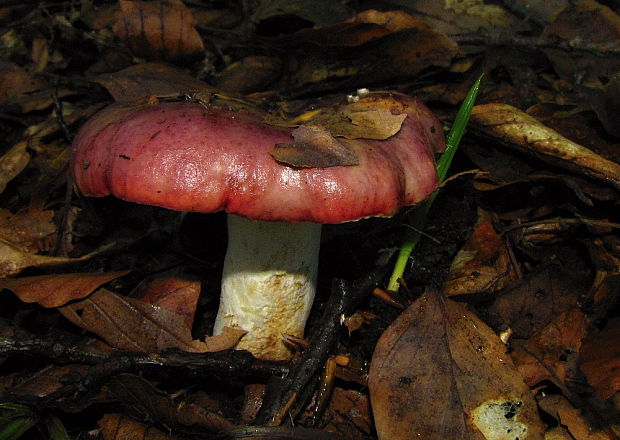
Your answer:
(442, 209), (518, 296)
(322, 388), (372, 439)
(270, 125), (359, 168)
(368, 291), (544, 440)
(113, 0), (204, 63)
(59, 288), (244, 353)
(0, 271), (129, 308)
(94, 62), (213, 103)
(579, 318), (620, 401)
(470, 103), (620, 191)
(98, 414), (175, 440)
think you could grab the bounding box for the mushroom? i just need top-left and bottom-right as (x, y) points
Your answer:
(71, 93), (444, 360)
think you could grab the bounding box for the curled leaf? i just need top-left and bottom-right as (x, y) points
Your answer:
(471, 103), (620, 191)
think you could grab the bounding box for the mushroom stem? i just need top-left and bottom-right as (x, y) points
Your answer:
(213, 214), (322, 360)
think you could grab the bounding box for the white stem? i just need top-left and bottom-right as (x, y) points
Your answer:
(213, 215), (322, 360)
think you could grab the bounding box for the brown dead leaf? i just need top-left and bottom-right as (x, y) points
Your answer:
(0, 61), (46, 104)
(7, 364), (89, 401)
(0, 141), (30, 195)
(133, 275), (201, 329)
(214, 56), (282, 95)
(471, 103), (620, 191)
(321, 388), (372, 439)
(59, 288), (244, 353)
(114, 0), (204, 63)
(94, 62), (214, 103)
(0, 205), (56, 253)
(270, 125), (359, 168)
(0, 271), (129, 308)
(442, 209), (518, 296)
(274, 10), (457, 94)
(368, 291), (545, 440)
(98, 414), (175, 440)
(106, 374), (235, 432)
(538, 394), (617, 440)
(511, 308), (589, 390)
(579, 318), (620, 401)
(542, 0), (620, 84)
(486, 262), (589, 338)
(0, 238), (108, 278)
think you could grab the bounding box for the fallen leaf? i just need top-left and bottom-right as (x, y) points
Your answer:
(0, 238), (108, 278)
(0, 205), (56, 253)
(442, 209), (518, 296)
(59, 288), (244, 353)
(368, 291), (545, 439)
(0, 141), (30, 195)
(538, 394), (617, 440)
(486, 262), (590, 338)
(94, 62), (214, 103)
(133, 275), (201, 328)
(98, 413), (175, 440)
(471, 103), (620, 191)
(541, 0), (620, 84)
(113, 0), (204, 63)
(0, 271), (129, 308)
(214, 56), (282, 94)
(0, 61), (46, 104)
(321, 388), (372, 439)
(105, 374), (235, 432)
(511, 308), (589, 390)
(579, 318), (620, 401)
(274, 10), (457, 94)
(252, 0), (353, 28)
(270, 125), (359, 168)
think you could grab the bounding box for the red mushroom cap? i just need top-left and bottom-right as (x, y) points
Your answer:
(71, 96), (443, 223)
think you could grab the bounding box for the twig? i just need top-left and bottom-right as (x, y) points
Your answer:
(254, 265), (387, 426)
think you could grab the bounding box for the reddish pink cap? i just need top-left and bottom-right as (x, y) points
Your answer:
(71, 96), (443, 223)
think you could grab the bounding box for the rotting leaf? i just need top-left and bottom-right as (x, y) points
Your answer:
(471, 103), (620, 191)
(270, 125), (359, 168)
(0, 271), (129, 308)
(113, 0), (204, 63)
(442, 209), (518, 296)
(59, 288), (244, 353)
(94, 62), (214, 103)
(368, 290), (545, 440)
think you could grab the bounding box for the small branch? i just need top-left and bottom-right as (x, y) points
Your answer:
(254, 265), (387, 425)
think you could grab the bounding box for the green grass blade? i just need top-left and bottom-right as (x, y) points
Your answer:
(0, 417), (37, 440)
(387, 75), (482, 292)
(45, 415), (70, 440)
